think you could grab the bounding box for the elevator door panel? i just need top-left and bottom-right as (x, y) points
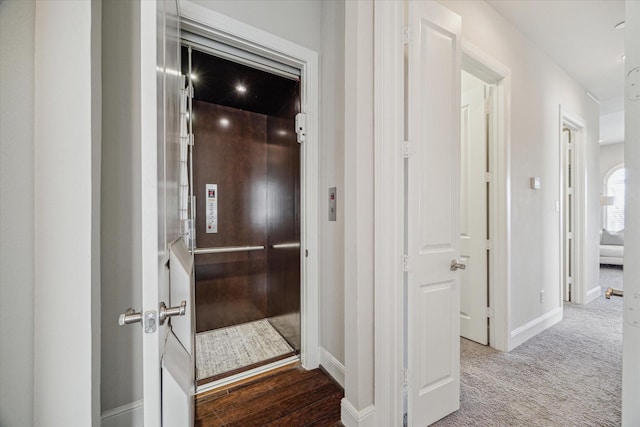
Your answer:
(267, 115), (301, 351)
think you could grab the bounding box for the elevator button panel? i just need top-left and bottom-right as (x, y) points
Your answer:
(206, 184), (218, 233)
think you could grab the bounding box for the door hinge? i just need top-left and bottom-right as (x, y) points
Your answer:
(403, 140), (410, 158)
(402, 254), (410, 272)
(486, 307), (494, 318)
(403, 27), (411, 45)
(485, 240), (493, 250)
(403, 368), (409, 386)
(484, 172), (493, 183)
(295, 113), (306, 143)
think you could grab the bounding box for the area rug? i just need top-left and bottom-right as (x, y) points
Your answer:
(432, 266), (623, 426)
(196, 319), (294, 381)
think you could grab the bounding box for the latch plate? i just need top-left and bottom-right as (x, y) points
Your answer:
(144, 310), (157, 333)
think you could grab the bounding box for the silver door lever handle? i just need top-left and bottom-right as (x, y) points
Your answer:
(159, 300), (187, 325)
(450, 260), (466, 271)
(119, 308), (142, 326)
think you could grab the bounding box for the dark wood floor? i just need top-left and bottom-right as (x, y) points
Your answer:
(195, 364), (343, 426)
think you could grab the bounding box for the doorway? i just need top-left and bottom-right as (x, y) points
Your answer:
(181, 45), (303, 389)
(459, 70), (494, 346)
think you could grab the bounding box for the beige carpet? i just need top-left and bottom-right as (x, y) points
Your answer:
(196, 319), (294, 381)
(432, 266), (623, 426)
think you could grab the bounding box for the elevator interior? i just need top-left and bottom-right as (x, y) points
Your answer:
(181, 45), (302, 386)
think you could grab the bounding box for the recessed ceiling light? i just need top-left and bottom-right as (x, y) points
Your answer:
(235, 84), (247, 93)
(622, 54), (626, 61)
(219, 118), (230, 127)
(614, 21), (625, 30)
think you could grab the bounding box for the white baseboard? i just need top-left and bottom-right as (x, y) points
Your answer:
(101, 400), (143, 427)
(341, 399), (376, 427)
(585, 285), (601, 304)
(509, 306), (563, 350)
(319, 346), (345, 388)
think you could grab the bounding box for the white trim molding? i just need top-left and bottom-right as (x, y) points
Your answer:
(101, 400), (143, 427)
(319, 347), (345, 388)
(373, 0), (404, 426)
(585, 285), (602, 304)
(341, 400), (376, 427)
(510, 306), (563, 350)
(179, 0), (320, 370)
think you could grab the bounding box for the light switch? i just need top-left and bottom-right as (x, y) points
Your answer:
(530, 177), (541, 190)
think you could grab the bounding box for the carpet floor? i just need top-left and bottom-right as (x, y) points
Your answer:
(432, 266), (623, 427)
(196, 319), (294, 381)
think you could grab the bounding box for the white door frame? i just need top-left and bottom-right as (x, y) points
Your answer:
(462, 43), (511, 352)
(178, 0), (320, 370)
(559, 108), (591, 305)
(460, 42), (512, 352)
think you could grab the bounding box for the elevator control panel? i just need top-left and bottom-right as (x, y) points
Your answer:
(206, 184), (218, 233)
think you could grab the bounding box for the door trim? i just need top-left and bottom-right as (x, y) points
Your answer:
(179, 0), (320, 369)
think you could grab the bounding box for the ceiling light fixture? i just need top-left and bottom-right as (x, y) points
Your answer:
(219, 118), (230, 128)
(622, 54), (626, 61)
(614, 21), (625, 30)
(235, 84), (247, 93)
(190, 73), (198, 81)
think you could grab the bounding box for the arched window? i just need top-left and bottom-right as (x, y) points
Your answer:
(605, 166), (625, 232)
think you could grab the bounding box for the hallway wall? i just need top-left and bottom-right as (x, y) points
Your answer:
(440, 0), (601, 343)
(0, 1), (35, 426)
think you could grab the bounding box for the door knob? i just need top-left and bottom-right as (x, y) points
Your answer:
(159, 300), (187, 325)
(450, 259), (466, 271)
(119, 308), (142, 326)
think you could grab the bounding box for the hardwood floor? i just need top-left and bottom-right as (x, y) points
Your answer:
(195, 364), (343, 426)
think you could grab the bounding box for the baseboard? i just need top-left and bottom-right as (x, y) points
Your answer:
(585, 285), (601, 304)
(101, 400), (143, 427)
(319, 346), (345, 388)
(341, 399), (376, 427)
(509, 306), (563, 350)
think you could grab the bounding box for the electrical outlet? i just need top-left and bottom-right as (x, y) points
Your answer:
(540, 290), (545, 304)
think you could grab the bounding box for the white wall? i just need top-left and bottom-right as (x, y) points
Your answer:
(0, 1), (35, 426)
(33, 1), (101, 425)
(188, 0), (322, 53)
(101, 0), (144, 414)
(600, 142), (625, 186)
(440, 0), (600, 339)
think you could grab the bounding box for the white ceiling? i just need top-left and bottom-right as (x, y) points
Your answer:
(486, 0), (625, 144)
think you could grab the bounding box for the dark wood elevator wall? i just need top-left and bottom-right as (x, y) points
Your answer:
(193, 101), (301, 344)
(193, 101), (268, 332)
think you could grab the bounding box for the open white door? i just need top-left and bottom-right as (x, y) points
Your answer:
(460, 72), (489, 345)
(406, 1), (462, 426)
(138, 0), (194, 425)
(622, 1), (640, 425)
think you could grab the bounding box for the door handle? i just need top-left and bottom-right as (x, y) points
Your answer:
(450, 259), (466, 271)
(159, 300), (187, 325)
(119, 308), (142, 326)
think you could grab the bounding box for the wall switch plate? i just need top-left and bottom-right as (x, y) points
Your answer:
(530, 177), (541, 190)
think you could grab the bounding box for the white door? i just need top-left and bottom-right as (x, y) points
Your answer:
(460, 71), (488, 345)
(622, 1), (640, 424)
(562, 127), (575, 302)
(139, 0), (194, 425)
(406, 1), (462, 426)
